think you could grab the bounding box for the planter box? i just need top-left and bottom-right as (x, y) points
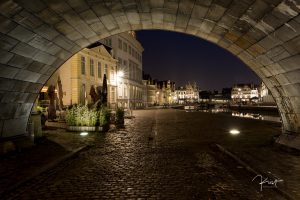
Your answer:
(67, 126), (103, 132)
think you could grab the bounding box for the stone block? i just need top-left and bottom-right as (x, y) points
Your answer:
(0, 33), (18, 51)
(206, 4), (226, 21)
(126, 12), (140, 25)
(8, 54), (33, 69)
(37, 75), (49, 84)
(37, 8), (62, 25)
(151, 10), (164, 24)
(100, 14), (118, 30)
(200, 20), (215, 34)
(80, 10), (100, 25)
(55, 21), (82, 41)
(275, 74), (291, 86)
(283, 69), (300, 84)
(14, 103), (32, 118)
(11, 42), (38, 59)
(283, 35), (300, 56)
(258, 35), (282, 51)
(275, 20), (300, 42)
(178, 0), (194, 15)
(14, 70), (42, 82)
(12, 80), (30, 92)
(279, 54), (300, 72)
(282, 83), (300, 97)
(0, 91), (19, 103)
(13, 10), (43, 29)
(33, 50), (57, 65)
(175, 14), (189, 29)
(2, 117), (28, 137)
(191, 5), (209, 19)
(0, 15), (17, 34)
(67, 0), (89, 13)
(0, 49), (14, 64)
(34, 24), (60, 41)
(24, 82), (43, 93)
(0, 77), (15, 91)
(0, 0), (22, 17)
(53, 35), (76, 51)
(265, 63), (285, 76)
(0, 64), (19, 79)
(0, 103), (18, 119)
(8, 25), (36, 43)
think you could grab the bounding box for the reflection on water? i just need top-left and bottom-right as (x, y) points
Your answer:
(199, 108), (281, 123)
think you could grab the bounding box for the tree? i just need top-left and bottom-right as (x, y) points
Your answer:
(47, 85), (56, 121)
(89, 85), (98, 104)
(102, 74), (108, 106)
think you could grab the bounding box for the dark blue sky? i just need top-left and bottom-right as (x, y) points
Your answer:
(136, 30), (260, 91)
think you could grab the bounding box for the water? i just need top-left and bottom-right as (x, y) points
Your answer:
(198, 108), (281, 123)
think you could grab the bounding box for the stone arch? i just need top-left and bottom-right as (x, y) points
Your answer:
(0, 0), (300, 147)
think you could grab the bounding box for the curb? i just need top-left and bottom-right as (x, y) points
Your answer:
(1, 145), (89, 197)
(215, 144), (295, 200)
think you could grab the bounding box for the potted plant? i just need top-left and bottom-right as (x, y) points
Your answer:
(65, 105), (99, 131)
(115, 107), (125, 128)
(99, 106), (111, 132)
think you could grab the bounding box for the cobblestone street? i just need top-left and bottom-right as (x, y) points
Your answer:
(2, 109), (296, 199)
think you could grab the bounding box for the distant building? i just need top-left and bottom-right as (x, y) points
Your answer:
(174, 82), (199, 104)
(142, 73), (158, 107)
(101, 31), (144, 109)
(231, 83), (259, 104)
(260, 82), (275, 104)
(157, 80), (176, 105)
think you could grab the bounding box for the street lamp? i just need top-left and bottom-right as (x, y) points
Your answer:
(116, 70), (124, 108)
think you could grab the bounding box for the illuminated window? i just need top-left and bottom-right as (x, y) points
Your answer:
(97, 62), (101, 78)
(90, 59), (94, 76)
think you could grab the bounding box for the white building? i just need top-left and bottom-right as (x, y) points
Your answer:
(101, 31), (144, 109)
(260, 82), (275, 103)
(231, 84), (259, 104)
(174, 82), (199, 104)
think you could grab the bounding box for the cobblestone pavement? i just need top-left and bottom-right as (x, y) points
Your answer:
(2, 109), (296, 199)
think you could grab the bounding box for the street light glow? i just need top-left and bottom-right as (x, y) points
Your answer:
(117, 71), (124, 77)
(80, 132), (88, 136)
(229, 129), (240, 135)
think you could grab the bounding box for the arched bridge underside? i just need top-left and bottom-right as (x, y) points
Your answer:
(1, 0), (300, 147)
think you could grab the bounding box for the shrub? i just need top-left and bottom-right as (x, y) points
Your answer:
(65, 105), (98, 126)
(99, 106), (111, 127)
(115, 107), (125, 125)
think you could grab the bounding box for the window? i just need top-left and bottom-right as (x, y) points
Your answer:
(118, 39), (122, 49)
(97, 62), (101, 78)
(104, 64), (108, 75)
(90, 59), (94, 76)
(118, 57), (122, 66)
(81, 56), (85, 75)
(123, 42), (127, 52)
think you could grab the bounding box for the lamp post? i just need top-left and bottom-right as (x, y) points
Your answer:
(116, 70), (124, 108)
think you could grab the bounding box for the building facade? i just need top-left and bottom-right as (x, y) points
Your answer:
(174, 82), (199, 104)
(231, 83), (259, 104)
(42, 43), (118, 108)
(142, 74), (158, 107)
(101, 31), (144, 109)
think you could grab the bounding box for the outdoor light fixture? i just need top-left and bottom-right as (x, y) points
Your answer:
(117, 71), (124, 77)
(80, 132), (88, 136)
(229, 129), (240, 135)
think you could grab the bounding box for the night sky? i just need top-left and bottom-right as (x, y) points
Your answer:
(136, 30), (260, 91)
